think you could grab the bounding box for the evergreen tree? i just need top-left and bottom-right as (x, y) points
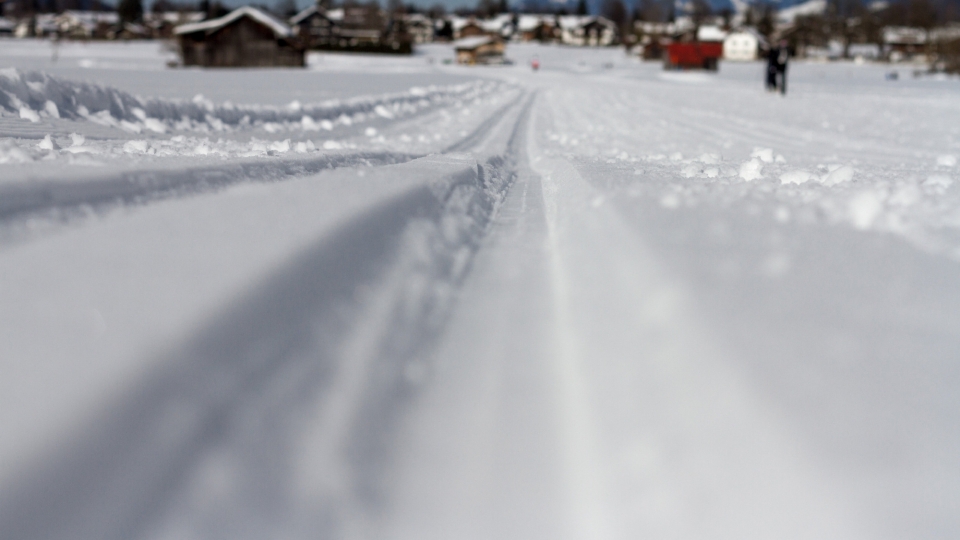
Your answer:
(117, 0), (143, 24)
(576, 0), (588, 15)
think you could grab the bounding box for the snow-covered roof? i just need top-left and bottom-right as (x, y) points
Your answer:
(634, 21), (680, 34)
(449, 16), (474, 32)
(557, 15), (615, 31)
(453, 35), (498, 50)
(290, 5), (318, 26)
(883, 26), (927, 44)
(289, 5), (342, 25)
(697, 25), (726, 42)
(931, 24), (960, 43)
(57, 10), (119, 26)
(517, 14), (550, 32)
(777, 0), (827, 24)
(480, 14), (512, 33)
(175, 6), (292, 38)
(724, 27), (768, 47)
(402, 13), (430, 24)
(557, 15), (589, 31)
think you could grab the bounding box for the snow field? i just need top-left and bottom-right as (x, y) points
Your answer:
(2, 41), (960, 540)
(0, 144), (524, 540)
(0, 68), (515, 169)
(535, 65), (960, 261)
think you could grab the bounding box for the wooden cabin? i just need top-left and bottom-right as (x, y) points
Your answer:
(174, 7), (304, 68)
(289, 5), (410, 54)
(454, 35), (505, 65)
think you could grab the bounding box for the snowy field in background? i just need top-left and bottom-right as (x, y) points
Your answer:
(1, 38), (960, 540)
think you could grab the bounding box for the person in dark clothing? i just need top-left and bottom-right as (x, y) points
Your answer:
(766, 46), (779, 92)
(765, 40), (790, 94)
(775, 39), (789, 95)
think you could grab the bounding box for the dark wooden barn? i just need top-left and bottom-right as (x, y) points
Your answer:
(174, 7), (305, 68)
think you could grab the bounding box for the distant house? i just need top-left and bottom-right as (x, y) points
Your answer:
(290, 5), (342, 47)
(883, 26), (928, 62)
(55, 11), (119, 39)
(480, 13), (513, 40)
(456, 19), (487, 40)
(402, 13), (433, 44)
(723, 28), (766, 61)
(0, 17), (15, 36)
(116, 22), (150, 39)
(145, 11), (204, 39)
(558, 16), (616, 46)
(697, 25), (726, 43)
(634, 21), (681, 59)
(517, 14), (558, 42)
(175, 7), (304, 68)
(454, 35), (505, 65)
(290, 4), (410, 54)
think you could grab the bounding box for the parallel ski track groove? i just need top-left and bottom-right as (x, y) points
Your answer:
(0, 90), (538, 540)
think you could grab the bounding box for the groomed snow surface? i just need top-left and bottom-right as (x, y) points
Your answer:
(1, 41), (959, 540)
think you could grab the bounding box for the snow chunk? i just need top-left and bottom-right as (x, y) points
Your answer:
(19, 107), (40, 122)
(143, 118), (166, 134)
(294, 140), (315, 153)
(937, 155), (957, 167)
(123, 140), (149, 154)
(37, 134), (59, 151)
(365, 127), (378, 137)
(44, 100), (60, 119)
(0, 141), (33, 163)
(70, 133), (85, 147)
(301, 116), (321, 131)
(696, 153), (721, 164)
(751, 147), (774, 163)
(269, 140), (290, 153)
(739, 159), (763, 181)
(780, 170), (813, 185)
(119, 120), (142, 134)
(821, 165), (855, 186)
(680, 164), (701, 178)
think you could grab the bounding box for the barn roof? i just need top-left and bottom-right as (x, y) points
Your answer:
(174, 7), (293, 38)
(453, 35), (498, 50)
(289, 5), (319, 26)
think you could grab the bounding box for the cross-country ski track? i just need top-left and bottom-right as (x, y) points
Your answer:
(2, 48), (959, 540)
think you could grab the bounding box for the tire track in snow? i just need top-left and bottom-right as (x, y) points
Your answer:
(0, 92), (535, 540)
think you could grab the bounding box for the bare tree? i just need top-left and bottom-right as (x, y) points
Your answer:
(689, 0), (711, 31)
(634, 0), (663, 21)
(603, 0), (628, 30)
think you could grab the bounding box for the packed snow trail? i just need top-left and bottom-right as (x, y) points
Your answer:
(378, 91), (862, 540)
(2, 46), (960, 540)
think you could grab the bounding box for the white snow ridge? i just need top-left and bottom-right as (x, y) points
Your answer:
(2, 42), (960, 540)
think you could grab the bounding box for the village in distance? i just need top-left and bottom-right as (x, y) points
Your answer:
(0, 0), (958, 72)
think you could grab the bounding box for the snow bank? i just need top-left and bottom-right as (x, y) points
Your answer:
(0, 69), (503, 134)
